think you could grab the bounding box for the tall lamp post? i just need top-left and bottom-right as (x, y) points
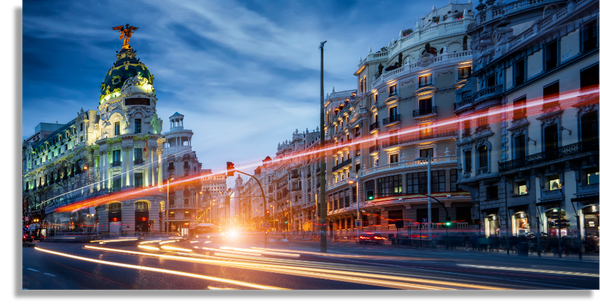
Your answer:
(319, 40), (327, 253)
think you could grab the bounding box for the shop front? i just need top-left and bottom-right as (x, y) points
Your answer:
(581, 205), (599, 253)
(482, 208), (500, 237)
(509, 204), (531, 237)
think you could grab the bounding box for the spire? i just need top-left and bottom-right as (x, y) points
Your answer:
(368, 46), (373, 54)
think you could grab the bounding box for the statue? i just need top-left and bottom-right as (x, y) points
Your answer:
(378, 63), (384, 75)
(112, 24), (139, 49)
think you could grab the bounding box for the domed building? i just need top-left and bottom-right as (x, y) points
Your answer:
(22, 27), (204, 237)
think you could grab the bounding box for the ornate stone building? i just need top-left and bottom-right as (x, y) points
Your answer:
(455, 0), (598, 249)
(323, 1), (476, 236)
(22, 30), (208, 236)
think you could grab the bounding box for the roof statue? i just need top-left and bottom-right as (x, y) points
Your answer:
(112, 24), (139, 49)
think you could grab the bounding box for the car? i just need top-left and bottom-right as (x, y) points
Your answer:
(22, 234), (34, 243)
(358, 233), (386, 245)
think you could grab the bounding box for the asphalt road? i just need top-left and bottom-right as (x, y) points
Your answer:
(22, 235), (600, 290)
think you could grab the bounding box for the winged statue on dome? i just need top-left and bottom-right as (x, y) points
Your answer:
(112, 24), (139, 49)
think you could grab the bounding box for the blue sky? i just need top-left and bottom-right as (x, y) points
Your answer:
(23, 0), (458, 175)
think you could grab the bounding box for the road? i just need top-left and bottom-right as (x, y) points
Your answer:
(22, 234), (599, 290)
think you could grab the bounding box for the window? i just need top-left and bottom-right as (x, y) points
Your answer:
(418, 74), (432, 87)
(114, 122), (120, 136)
(477, 113), (488, 129)
(365, 180), (375, 198)
(113, 176), (121, 190)
(478, 146), (488, 170)
(486, 186), (498, 200)
(586, 168), (599, 185)
(389, 84), (397, 96)
(134, 173), (143, 188)
(420, 148), (433, 158)
(515, 59), (525, 85)
(545, 40), (558, 70)
(516, 181), (528, 195)
(543, 82), (559, 109)
(458, 66), (471, 79)
(389, 106), (398, 120)
(417, 208), (439, 223)
(582, 20), (598, 53)
(581, 110), (599, 147)
(548, 174), (561, 190)
(377, 175), (402, 197)
(135, 202), (148, 212)
(463, 120), (471, 137)
(418, 98), (433, 115)
(406, 172), (427, 194)
(80, 122), (84, 132)
(431, 170), (446, 192)
(514, 134), (526, 160)
(450, 169), (458, 191)
(134, 148), (143, 163)
(112, 150), (121, 165)
(389, 154), (399, 164)
(513, 96), (527, 120)
(135, 119), (142, 134)
(374, 94), (378, 104)
(419, 123), (433, 139)
(580, 64), (599, 91)
(486, 75), (496, 87)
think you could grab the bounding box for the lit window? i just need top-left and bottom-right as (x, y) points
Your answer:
(587, 170), (599, 185)
(458, 66), (471, 79)
(418, 74), (432, 87)
(516, 181), (528, 195)
(389, 154), (399, 164)
(389, 84), (397, 96)
(549, 174), (561, 190)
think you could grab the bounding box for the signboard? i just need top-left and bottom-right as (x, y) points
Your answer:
(355, 219), (362, 228)
(262, 222), (271, 229)
(422, 218), (428, 223)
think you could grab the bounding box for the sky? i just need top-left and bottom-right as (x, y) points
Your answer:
(22, 0), (460, 179)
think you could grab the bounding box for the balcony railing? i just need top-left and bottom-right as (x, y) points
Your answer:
(499, 141), (599, 173)
(134, 159), (144, 165)
(383, 114), (401, 125)
(413, 106), (437, 117)
(112, 161), (122, 167)
(361, 155), (457, 177)
(398, 129), (457, 144)
(183, 164), (190, 170)
(368, 145), (379, 153)
(332, 158), (352, 172)
(369, 122), (379, 132)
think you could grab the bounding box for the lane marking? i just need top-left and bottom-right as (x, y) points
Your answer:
(456, 264), (599, 277)
(26, 268), (39, 272)
(35, 247), (285, 290)
(43, 273), (56, 277)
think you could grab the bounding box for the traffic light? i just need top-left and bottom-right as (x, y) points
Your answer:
(366, 190), (374, 200)
(226, 162), (235, 177)
(266, 209), (271, 216)
(312, 205), (315, 213)
(445, 217), (452, 227)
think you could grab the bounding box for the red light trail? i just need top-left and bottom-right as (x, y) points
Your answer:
(53, 88), (598, 213)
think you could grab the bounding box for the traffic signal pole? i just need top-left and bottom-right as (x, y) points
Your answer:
(226, 164), (268, 249)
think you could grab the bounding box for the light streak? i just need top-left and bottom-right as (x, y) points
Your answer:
(139, 240), (162, 244)
(90, 237), (138, 243)
(202, 247), (262, 257)
(138, 245), (161, 251)
(207, 286), (237, 290)
(220, 247), (300, 258)
(160, 245), (192, 252)
(35, 246), (285, 290)
(457, 264), (599, 277)
(52, 88), (598, 212)
(159, 240), (177, 245)
(83, 245), (504, 290)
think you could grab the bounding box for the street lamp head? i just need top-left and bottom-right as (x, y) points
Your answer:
(319, 41), (327, 49)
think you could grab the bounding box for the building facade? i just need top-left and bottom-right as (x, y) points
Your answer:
(455, 0), (598, 251)
(22, 36), (210, 236)
(323, 1), (476, 236)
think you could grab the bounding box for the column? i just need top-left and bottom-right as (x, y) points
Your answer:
(129, 146), (134, 186)
(125, 147), (130, 186)
(151, 148), (156, 187)
(103, 152), (108, 189)
(97, 150), (102, 191)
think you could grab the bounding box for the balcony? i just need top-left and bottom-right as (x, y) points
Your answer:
(369, 122), (379, 132)
(134, 159), (144, 165)
(361, 155), (457, 177)
(183, 164), (190, 170)
(112, 161), (122, 167)
(398, 128), (457, 144)
(499, 141), (598, 173)
(413, 106), (437, 118)
(167, 165), (175, 171)
(332, 158), (352, 172)
(368, 145), (379, 153)
(383, 114), (401, 126)
(291, 185), (302, 191)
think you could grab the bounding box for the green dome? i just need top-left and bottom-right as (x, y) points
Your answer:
(100, 48), (154, 102)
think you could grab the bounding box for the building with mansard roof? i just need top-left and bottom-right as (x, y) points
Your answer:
(322, 1), (476, 237)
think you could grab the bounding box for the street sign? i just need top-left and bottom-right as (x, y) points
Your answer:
(355, 219), (362, 228)
(262, 222), (271, 229)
